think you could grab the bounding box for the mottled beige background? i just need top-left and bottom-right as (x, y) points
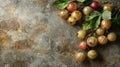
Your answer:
(0, 0), (119, 67)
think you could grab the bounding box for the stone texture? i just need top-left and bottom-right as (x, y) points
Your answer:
(0, 0), (119, 67)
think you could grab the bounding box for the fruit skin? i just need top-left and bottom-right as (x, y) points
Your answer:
(103, 4), (112, 11)
(59, 10), (69, 20)
(90, 1), (100, 10)
(67, 16), (76, 25)
(75, 52), (86, 62)
(77, 30), (86, 39)
(87, 37), (98, 47)
(107, 32), (117, 41)
(71, 10), (82, 21)
(96, 28), (105, 35)
(87, 50), (98, 60)
(79, 41), (87, 50)
(67, 2), (77, 12)
(101, 20), (111, 30)
(98, 35), (108, 45)
(83, 6), (93, 15)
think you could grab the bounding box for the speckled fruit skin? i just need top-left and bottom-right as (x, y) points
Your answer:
(87, 50), (98, 60)
(101, 20), (111, 30)
(107, 32), (117, 41)
(76, 52), (86, 62)
(67, 2), (77, 12)
(59, 10), (69, 20)
(67, 16), (76, 25)
(77, 30), (86, 39)
(98, 35), (108, 45)
(103, 4), (112, 11)
(71, 10), (82, 21)
(83, 6), (93, 15)
(87, 37), (98, 47)
(96, 28), (105, 35)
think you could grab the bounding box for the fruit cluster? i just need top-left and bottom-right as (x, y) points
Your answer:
(77, 29), (117, 62)
(56, 0), (118, 62)
(59, 1), (101, 25)
(76, 1), (117, 62)
(59, 1), (82, 25)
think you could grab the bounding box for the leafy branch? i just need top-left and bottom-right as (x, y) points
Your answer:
(83, 10), (112, 31)
(52, 0), (120, 31)
(83, 11), (101, 31)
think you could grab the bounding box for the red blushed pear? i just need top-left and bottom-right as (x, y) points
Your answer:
(67, 2), (77, 12)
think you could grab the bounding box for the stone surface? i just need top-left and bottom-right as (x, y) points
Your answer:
(0, 0), (119, 67)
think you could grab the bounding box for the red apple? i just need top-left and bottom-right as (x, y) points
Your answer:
(79, 41), (87, 50)
(90, 1), (100, 10)
(67, 2), (77, 12)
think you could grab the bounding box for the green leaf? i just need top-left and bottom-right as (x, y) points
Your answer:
(83, 16), (101, 31)
(86, 11), (101, 21)
(83, 20), (94, 30)
(91, 11), (101, 16)
(95, 16), (101, 29)
(52, 0), (73, 9)
(83, 22), (90, 30)
(86, 15), (96, 21)
(102, 11), (111, 20)
(77, 0), (85, 3)
(83, 11), (101, 31)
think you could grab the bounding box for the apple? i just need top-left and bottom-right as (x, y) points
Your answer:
(90, 1), (100, 10)
(67, 2), (77, 12)
(79, 41), (87, 50)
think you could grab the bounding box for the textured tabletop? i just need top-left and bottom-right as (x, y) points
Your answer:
(0, 0), (120, 67)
